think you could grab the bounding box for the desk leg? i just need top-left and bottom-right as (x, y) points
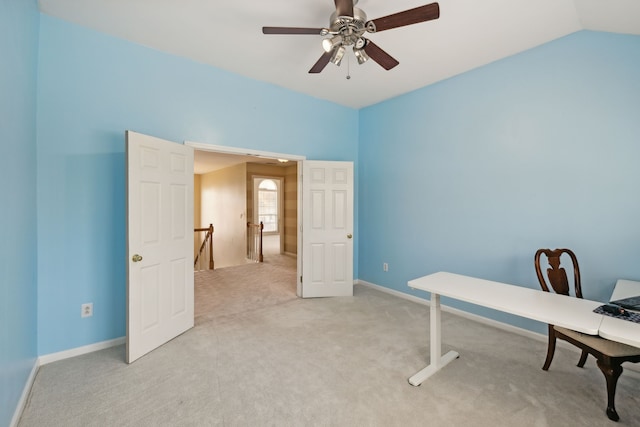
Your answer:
(408, 292), (460, 386)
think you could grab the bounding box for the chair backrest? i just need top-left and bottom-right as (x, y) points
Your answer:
(534, 248), (582, 298)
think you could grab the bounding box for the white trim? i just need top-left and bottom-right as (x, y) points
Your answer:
(356, 279), (434, 307)
(357, 280), (544, 341)
(184, 141), (305, 162)
(12, 338), (125, 425)
(354, 280), (640, 376)
(10, 359), (39, 427)
(296, 163), (303, 297)
(38, 337), (125, 365)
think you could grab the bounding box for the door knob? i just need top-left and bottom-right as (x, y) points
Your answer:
(347, 234), (353, 239)
(132, 254), (143, 262)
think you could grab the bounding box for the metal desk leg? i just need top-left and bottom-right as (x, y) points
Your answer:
(408, 292), (460, 386)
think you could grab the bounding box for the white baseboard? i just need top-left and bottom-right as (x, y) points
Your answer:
(10, 359), (39, 427)
(12, 337), (125, 426)
(38, 336), (125, 366)
(355, 280), (640, 376)
(357, 280), (547, 342)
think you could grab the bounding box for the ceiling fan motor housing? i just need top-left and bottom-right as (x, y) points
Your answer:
(329, 7), (372, 46)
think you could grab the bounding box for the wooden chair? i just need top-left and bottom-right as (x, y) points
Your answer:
(534, 248), (640, 422)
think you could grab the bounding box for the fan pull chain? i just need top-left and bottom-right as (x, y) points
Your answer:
(346, 55), (351, 80)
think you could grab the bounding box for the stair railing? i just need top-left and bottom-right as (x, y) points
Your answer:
(194, 224), (214, 271)
(247, 221), (264, 263)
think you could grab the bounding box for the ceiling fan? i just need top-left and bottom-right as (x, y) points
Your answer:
(262, 0), (440, 73)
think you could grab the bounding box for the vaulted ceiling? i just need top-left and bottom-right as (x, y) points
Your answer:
(39, 0), (640, 109)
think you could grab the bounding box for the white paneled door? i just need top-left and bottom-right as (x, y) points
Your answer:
(301, 161), (354, 297)
(126, 131), (194, 363)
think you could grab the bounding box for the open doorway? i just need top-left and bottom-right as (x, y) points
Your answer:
(189, 142), (355, 300)
(188, 142), (304, 279)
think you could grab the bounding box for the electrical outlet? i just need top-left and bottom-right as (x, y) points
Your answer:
(81, 303), (93, 318)
(383, 262), (389, 272)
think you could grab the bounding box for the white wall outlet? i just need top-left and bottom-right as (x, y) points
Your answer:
(81, 303), (93, 318)
(383, 262), (389, 272)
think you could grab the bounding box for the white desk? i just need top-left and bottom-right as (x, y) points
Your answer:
(599, 279), (640, 348)
(407, 271), (604, 386)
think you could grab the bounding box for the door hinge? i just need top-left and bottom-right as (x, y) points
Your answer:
(300, 275), (303, 283)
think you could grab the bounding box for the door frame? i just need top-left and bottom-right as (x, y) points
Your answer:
(185, 141), (305, 296)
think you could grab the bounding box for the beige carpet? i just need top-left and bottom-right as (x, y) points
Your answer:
(18, 258), (640, 426)
(195, 254), (297, 324)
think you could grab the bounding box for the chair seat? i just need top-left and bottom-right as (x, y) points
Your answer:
(554, 326), (640, 357)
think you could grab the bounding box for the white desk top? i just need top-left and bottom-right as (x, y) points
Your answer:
(599, 279), (640, 348)
(408, 272), (603, 335)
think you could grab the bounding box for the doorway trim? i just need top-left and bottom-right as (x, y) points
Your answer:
(185, 141), (305, 296)
(185, 142), (305, 163)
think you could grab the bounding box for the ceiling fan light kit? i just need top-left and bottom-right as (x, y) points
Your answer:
(262, 0), (440, 74)
(353, 46), (369, 64)
(330, 45), (346, 65)
(322, 34), (344, 52)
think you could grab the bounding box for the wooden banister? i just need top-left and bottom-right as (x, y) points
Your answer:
(194, 224), (214, 270)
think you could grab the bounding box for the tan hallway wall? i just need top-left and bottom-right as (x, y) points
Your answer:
(201, 163), (247, 268)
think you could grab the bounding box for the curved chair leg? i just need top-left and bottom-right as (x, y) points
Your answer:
(542, 325), (556, 371)
(596, 358), (623, 422)
(577, 349), (589, 368)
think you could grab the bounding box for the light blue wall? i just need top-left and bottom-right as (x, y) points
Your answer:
(359, 31), (640, 332)
(36, 15), (358, 355)
(0, 0), (39, 424)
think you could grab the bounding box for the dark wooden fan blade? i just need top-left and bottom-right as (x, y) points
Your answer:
(363, 40), (399, 70)
(369, 3), (440, 32)
(309, 51), (333, 73)
(334, 0), (354, 17)
(262, 27), (324, 35)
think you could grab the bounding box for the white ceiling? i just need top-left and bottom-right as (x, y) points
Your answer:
(38, 0), (640, 109)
